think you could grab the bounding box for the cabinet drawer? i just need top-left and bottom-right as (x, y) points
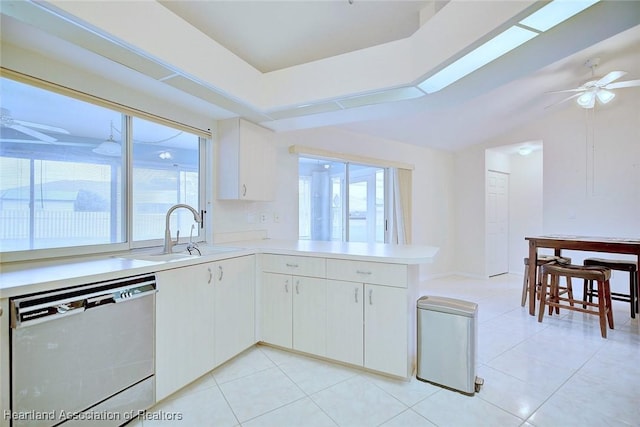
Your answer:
(326, 259), (407, 288)
(262, 254), (326, 277)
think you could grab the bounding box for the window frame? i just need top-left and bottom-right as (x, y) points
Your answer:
(0, 70), (209, 262)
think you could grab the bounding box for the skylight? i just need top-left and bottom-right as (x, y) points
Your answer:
(519, 0), (600, 32)
(418, 26), (538, 94)
(418, 0), (601, 94)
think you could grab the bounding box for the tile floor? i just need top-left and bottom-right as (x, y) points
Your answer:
(133, 274), (639, 427)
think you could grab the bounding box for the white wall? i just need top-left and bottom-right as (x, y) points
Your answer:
(457, 90), (639, 291)
(454, 144), (486, 277)
(212, 127), (457, 280)
(508, 150), (544, 274)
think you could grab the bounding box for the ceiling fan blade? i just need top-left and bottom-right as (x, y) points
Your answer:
(604, 79), (640, 90)
(0, 138), (94, 147)
(13, 119), (70, 134)
(596, 70), (627, 86)
(545, 92), (582, 109)
(10, 124), (57, 143)
(546, 88), (586, 94)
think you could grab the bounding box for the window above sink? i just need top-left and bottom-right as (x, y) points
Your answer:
(0, 73), (208, 262)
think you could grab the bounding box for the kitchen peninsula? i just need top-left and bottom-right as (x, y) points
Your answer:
(0, 240), (438, 427)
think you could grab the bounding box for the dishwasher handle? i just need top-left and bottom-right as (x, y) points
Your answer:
(10, 275), (156, 329)
(11, 298), (86, 328)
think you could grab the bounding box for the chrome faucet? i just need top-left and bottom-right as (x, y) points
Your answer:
(163, 204), (202, 254)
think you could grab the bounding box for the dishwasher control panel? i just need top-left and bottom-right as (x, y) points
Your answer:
(10, 274), (156, 328)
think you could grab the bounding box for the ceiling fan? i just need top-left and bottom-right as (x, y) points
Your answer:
(547, 58), (640, 109)
(0, 107), (70, 142)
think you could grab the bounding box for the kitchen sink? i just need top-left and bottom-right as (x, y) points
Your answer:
(120, 252), (197, 262)
(196, 245), (243, 255)
(117, 245), (242, 262)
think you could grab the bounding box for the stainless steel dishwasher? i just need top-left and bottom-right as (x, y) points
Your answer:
(9, 274), (156, 427)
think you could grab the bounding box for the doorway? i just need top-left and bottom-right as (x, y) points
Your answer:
(486, 170), (509, 276)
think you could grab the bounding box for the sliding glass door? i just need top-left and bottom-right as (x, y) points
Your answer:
(348, 164), (385, 243)
(299, 157), (385, 243)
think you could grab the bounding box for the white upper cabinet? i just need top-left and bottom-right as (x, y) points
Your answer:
(216, 118), (276, 201)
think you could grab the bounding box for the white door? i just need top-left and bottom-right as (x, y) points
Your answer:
(486, 170), (509, 277)
(326, 280), (364, 366)
(292, 276), (326, 356)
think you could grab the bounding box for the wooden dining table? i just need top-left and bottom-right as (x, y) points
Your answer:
(525, 235), (640, 316)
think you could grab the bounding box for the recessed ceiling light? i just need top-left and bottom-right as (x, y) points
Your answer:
(518, 147), (533, 156)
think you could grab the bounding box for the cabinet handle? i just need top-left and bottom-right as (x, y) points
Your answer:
(357, 270), (372, 275)
(354, 287), (359, 303)
(369, 289), (373, 305)
(242, 184), (247, 197)
(286, 263), (299, 268)
(207, 267), (213, 284)
(218, 265), (223, 281)
(284, 280), (289, 293)
(295, 280), (300, 294)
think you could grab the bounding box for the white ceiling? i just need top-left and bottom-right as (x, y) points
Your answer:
(2, 1), (640, 152)
(159, 0), (434, 73)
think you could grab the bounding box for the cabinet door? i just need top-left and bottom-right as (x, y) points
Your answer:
(214, 256), (256, 366)
(217, 118), (275, 201)
(326, 280), (363, 366)
(238, 120), (275, 201)
(155, 264), (215, 401)
(261, 272), (292, 348)
(364, 284), (408, 378)
(292, 276), (326, 356)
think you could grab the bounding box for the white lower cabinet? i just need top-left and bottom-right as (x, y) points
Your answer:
(363, 284), (408, 377)
(326, 259), (415, 378)
(261, 272), (326, 356)
(325, 281), (409, 377)
(325, 280), (363, 366)
(155, 252), (415, 403)
(155, 255), (256, 401)
(155, 263), (215, 401)
(292, 276), (326, 356)
(213, 255), (256, 366)
(261, 273), (293, 348)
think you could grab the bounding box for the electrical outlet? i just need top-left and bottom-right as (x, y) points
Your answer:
(260, 212), (268, 223)
(273, 213), (280, 223)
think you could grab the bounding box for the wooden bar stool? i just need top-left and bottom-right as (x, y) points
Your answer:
(583, 258), (638, 319)
(539, 264), (614, 338)
(521, 255), (571, 307)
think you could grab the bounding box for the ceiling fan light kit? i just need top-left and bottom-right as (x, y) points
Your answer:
(548, 57), (640, 109)
(595, 89), (615, 104)
(92, 120), (121, 156)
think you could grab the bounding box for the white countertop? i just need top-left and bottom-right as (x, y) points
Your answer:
(0, 240), (438, 298)
(226, 239), (439, 264)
